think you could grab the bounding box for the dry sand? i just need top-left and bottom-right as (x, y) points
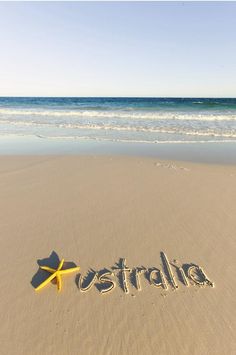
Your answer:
(0, 155), (235, 354)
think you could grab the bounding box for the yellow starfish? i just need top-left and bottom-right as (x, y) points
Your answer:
(35, 258), (80, 292)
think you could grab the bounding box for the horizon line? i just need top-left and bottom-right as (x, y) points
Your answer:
(0, 96), (236, 99)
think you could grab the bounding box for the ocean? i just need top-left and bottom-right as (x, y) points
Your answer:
(0, 97), (236, 145)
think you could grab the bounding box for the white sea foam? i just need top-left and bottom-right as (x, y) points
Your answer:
(0, 108), (236, 121)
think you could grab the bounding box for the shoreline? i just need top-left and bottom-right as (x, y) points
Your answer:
(0, 135), (236, 165)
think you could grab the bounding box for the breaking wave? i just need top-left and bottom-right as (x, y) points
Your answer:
(0, 108), (236, 121)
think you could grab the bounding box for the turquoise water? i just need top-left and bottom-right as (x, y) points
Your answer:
(0, 97), (236, 144)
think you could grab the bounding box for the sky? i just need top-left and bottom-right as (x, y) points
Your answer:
(0, 2), (235, 97)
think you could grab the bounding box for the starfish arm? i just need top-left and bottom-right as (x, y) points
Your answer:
(35, 272), (56, 291)
(58, 259), (65, 271)
(59, 266), (80, 274)
(40, 266), (56, 273)
(57, 273), (62, 291)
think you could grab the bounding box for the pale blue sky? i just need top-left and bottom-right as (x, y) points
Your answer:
(0, 2), (235, 97)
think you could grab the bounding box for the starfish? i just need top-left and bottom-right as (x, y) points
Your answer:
(35, 258), (80, 292)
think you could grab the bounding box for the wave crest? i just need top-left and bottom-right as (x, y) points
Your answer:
(0, 108), (236, 121)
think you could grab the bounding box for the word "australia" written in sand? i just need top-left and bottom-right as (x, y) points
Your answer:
(77, 252), (214, 295)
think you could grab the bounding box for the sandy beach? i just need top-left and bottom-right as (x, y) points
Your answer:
(0, 155), (235, 354)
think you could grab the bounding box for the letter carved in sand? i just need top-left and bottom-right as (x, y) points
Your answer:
(187, 265), (214, 287)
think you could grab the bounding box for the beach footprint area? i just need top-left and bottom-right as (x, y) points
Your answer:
(0, 155), (235, 355)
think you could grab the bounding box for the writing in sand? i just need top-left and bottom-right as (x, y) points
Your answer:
(77, 252), (214, 295)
